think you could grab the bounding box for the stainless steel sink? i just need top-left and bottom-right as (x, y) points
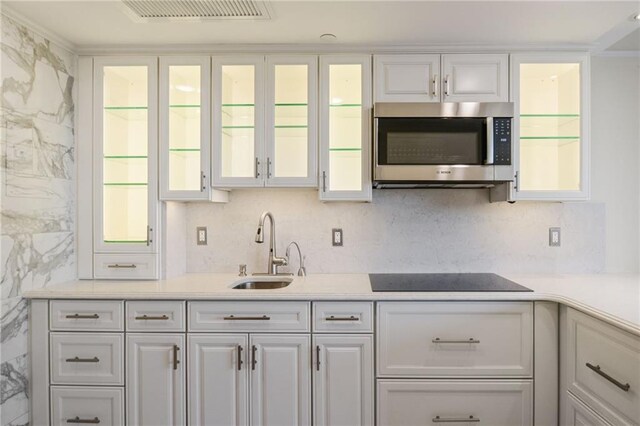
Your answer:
(232, 279), (292, 290)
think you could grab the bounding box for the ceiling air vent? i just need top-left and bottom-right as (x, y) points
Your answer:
(121, 0), (272, 21)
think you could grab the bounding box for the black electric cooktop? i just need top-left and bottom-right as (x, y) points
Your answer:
(369, 273), (532, 292)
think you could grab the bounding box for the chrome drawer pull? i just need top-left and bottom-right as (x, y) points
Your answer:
(325, 315), (359, 321)
(65, 356), (100, 363)
(135, 314), (169, 320)
(432, 338), (480, 344)
(65, 314), (100, 319)
(433, 415), (479, 423)
(67, 417), (100, 424)
(223, 315), (271, 321)
(107, 263), (137, 269)
(586, 362), (631, 392)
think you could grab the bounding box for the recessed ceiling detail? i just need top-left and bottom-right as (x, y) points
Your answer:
(121, 0), (272, 21)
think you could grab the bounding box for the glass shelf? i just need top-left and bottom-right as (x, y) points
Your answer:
(169, 148), (201, 152)
(170, 104), (200, 108)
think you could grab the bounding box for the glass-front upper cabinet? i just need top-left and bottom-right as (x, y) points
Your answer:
(319, 55), (372, 201)
(93, 57), (158, 254)
(212, 56), (264, 187)
(159, 56), (227, 201)
(511, 53), (590, 201)
(265, 56), (318, 187)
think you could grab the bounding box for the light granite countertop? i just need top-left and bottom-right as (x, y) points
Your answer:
(23, 273), (640, 336)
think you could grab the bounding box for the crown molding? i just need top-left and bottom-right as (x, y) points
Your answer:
(593, 50), (640, 57)
(1, 4), (77, 54)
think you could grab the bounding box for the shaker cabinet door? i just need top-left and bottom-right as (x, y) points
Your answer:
(442, 54), (509, 102)
(374, 54), (441, 102)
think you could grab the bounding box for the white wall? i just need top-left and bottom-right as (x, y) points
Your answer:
(591, 56), (640, 273)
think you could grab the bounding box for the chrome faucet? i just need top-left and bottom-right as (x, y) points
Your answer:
(286, 241), (307, 276)
(255, 211), (288, 275)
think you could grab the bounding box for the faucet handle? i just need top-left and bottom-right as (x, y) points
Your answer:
(239, 264), (247, 277)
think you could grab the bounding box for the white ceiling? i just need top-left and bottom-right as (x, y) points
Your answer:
(3, 0), (639, 51)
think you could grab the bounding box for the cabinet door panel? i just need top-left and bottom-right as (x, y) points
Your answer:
(250, 334), (311, 426)
(126, 334), (185, 426)
(442, 54), (508, 102)
(374, 54), (441, 102)
(188, 334), (248, 426)
(212, 56), (264, 187)
(313, 335), (374, 426)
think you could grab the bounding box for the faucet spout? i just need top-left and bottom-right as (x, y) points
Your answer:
(255, 211), (287, 275)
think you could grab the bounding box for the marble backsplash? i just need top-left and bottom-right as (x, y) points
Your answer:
(1, 12), (76, 426)
(186, 189), (605, 275)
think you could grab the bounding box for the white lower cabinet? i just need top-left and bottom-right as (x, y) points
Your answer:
(250, 334), (311, 426)
(51, 386), (124, 426)
(377, 380), (533, 426)
(126, 333), (186, 426)
(564, 391), (612, 426)
(188, 334), (249, 426)
(313, 334), (374, 426)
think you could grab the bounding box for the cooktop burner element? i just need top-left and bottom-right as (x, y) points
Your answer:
(369, 273), (532, 292)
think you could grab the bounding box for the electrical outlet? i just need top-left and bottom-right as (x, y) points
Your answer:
(332, 228), (343, 247)
(549, 227), (561, 247)
(197, 226), (207, 245)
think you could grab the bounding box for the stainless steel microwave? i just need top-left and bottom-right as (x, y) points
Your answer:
(373, 102), (514, 188)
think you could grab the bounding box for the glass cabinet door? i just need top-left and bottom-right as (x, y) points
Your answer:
(159, 57), (210, 200)
(319, 55), (372, 201)
(212, 56), (264, 187)
(512, 54), (589, 200)
(265, 56), (318, 187)
(94, 57), (158, 252)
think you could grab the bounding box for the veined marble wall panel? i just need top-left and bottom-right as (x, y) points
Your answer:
(1, 12), (76, 426)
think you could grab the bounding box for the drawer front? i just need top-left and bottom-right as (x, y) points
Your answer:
(51, 300), (124, 331)
(564, 392), (612, 426)
(51, 333), (124, 385)
(126, 301), (185, 332)
(565, 308), (640, 425)
(377, 379), (533, 426)
(313, 302), (373, 333)
(51, 386), (124, 426)
(189, 301), (310, 332)
(377, 302), (533, 377)
(94, 253), (158, 279)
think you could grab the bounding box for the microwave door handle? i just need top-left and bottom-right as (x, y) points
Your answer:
(485, 117), (494, 165)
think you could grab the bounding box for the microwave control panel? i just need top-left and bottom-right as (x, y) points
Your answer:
(493, 118), (512, 165)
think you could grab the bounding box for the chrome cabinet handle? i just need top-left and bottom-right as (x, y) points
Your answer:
(135, 314), (169, 320)
(322, 171), (327, 192)
(485, 117), (494, 165)
(432, 338), (480, 344)
(325, 315), (359, 321)
(586, 363), (630, 392)
(251, 345), (257, 370)
(433, 415), (479, 423)
(173, 345), (180, 371)
(432, 74), (438, 97)
(107, 263), (137, 269)
(316, 345), (321, 371)
(255, 157), (260, 178)
(146, 225), (153, 246)
(200, 171), (206, 191)
(223, 315), (271, 321)
(65, 356), (99, 363)
(267, 157), (272, 178)
(237, 345), (243, 371)
(444, 75), (450, 96)
(67, 417), (100, 424)
(514, 171), (519, 192)
(65, 314), (100, 319)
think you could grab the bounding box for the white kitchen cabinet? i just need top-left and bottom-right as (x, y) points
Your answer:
(126, 334), (185, 426)
(159, 56), (228, 201)
(51, 386), (124, 426)
(442, 54), (509, 102)
(374, 54), (441, 102)
(92, 57), (160, 278)
(506, 53), (590, 201)
(265, 55), (318, 187)
(319, 55), (373, 201)
(313, 334), (374, 426)
(377, 379), (533, 426)
(563, 391), (612, 426)
(188, 334), (248, 426)
(250, 334), (311, 426)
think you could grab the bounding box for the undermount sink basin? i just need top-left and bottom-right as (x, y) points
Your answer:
(232, 278), (293, 290)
